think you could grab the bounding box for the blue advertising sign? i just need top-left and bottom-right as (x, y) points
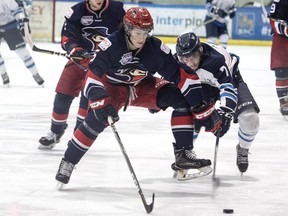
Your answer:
(232, 7), (272, 41)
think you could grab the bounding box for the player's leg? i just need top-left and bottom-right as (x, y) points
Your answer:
(131, 78), (211, 170)
(74, 92), (89, 131)
(0, 51), (9, 85)
(218, 26), (229, 48)
(205, 21), (217, 45)
(55, 83), (125, 184)
(274, 68), (288, 116)
(39, 93), (73, 148)
(39, 62), (86, 149)
(234, 82), (260, 173)
(55, 109), (107, 184)
(4, 28), (44, 85)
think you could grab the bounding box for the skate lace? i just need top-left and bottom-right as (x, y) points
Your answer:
(237, 146), (248, 163)
(60, 160), (75, 176)
(280, 103), (288, 111)
(185, 149), (197, 160)
(45, 131), (57, 142)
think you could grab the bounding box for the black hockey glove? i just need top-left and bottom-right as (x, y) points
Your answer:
(18, 18), (29, 36)
(216, 9), (227, 18)
(90, 96), (119, 124)
(69, 47), (93, 69)
(148, 108), (160, 114)
(193, 100), (222, 133)
(215, 110), (233, 138)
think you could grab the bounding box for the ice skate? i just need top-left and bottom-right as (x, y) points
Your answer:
(55, 158), (75, 189)
(33, 73), (44, 86)
(172, 145), (212, 181)
(236, 144), (249, 173)
(1, 72), (10, 86)
(38, 131), (64, 150)
(280, 99), (288, 120)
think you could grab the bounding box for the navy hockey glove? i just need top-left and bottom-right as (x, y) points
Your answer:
(215, 110), (233, 137)
(18, 18), (29, 36)
(90, 96), (119, 124)
(69, 47), (93, 69)
(193, 100), (222, 133)
(216, 9), (227, 18)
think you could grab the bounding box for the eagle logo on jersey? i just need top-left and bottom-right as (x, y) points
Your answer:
(115, 62), (148, 84)
(82, 26), (109, 51)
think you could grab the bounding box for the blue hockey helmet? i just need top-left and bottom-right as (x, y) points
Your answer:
(176, 32), (202, 57)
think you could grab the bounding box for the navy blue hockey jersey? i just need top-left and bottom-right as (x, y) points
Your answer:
(175, 42), (238, 113)
(269, 0), (288, 22)
(85, 28), (204, 107)
(61, 0), (125, 52)
(89, 29), (180, 84)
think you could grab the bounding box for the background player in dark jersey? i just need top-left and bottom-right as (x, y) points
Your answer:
(0, 0), (44, 86)
(55, 7), (222, 185)
(38, 0), (125, 149)
(175, 32), (260, 173)
(269, 0), (288, 119)
(204, 0), (236, 48)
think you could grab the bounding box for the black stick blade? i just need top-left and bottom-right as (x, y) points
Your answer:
(144, 193), (155, 214)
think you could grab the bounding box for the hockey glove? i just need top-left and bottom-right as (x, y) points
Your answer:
(193, 100), (222, 133)
(90, 96), (119, 124)
(216, 9), (227, 18)
(69, 47), (93, 69)
(216, 110), (233, 137)
(148, 108), (160, 114)
(18, 18), (29, 36)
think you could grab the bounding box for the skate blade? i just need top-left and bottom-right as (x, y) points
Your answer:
(57, 182), (64, 190)
(173, 166), (213, 181)
(38, 143), (56, 150)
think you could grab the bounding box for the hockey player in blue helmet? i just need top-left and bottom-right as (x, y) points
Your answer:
(175, 32), (260, 173)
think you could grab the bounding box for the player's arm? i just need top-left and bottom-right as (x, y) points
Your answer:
(61, 9), (93, 68)
(214, 62), (238, 137)
(83, 41), (119, 124)
(9, 1), (27, 36)
(269, 19), (288, 38)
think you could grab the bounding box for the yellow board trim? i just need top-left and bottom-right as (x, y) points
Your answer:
(156, 36), (272, 46)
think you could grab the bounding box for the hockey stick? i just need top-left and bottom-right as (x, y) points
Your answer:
(23, 22), (92, 60)
(212, 129), (220, 182)
(260, 0), (268, 17)
(193, 1), (261, 31)
(108, 117), (155, 214)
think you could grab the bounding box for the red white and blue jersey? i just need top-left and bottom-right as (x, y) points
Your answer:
(61, 0), (125, 53)
(84, 29), (204, 107)
(269, 0), (288, 69)
(269, 0), (288, 38)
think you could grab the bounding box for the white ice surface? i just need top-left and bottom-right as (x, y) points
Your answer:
(0, 41), (288, 216)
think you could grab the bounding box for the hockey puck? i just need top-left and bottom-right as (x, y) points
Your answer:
(223, 209), (234, 214)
